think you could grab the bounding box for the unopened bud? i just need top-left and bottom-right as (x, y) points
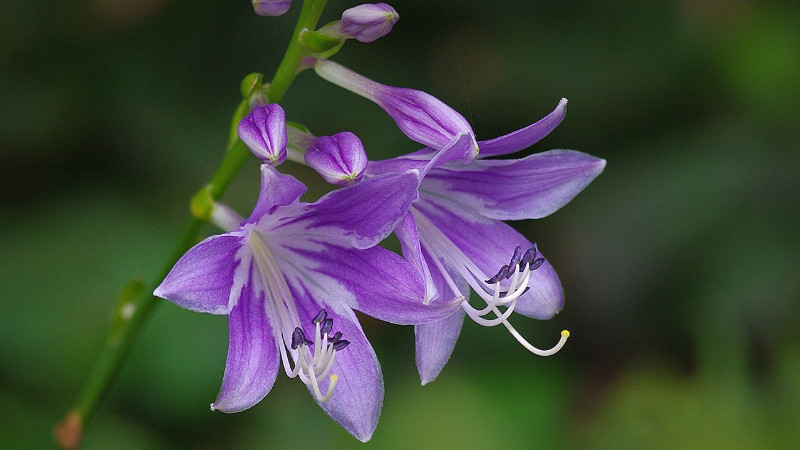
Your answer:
(237, 104), (287, 166)
(304, 132), (368, 186)
(338, 3), (399, 43)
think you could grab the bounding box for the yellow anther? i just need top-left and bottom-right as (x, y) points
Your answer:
(561, 330), (570, 338)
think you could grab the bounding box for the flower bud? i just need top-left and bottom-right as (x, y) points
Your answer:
(237, 104), (287, 166)
(304, 132), (368, 185)
(251, 0), (291, 17)
(338, 3), (399, 43)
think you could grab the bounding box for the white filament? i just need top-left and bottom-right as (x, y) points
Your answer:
(412, 208), (569, 357)
(248, 232), (340, 402)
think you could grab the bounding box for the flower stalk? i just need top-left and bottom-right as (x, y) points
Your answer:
(55, 1), (329, 447)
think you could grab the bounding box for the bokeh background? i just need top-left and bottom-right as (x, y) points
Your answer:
(2, 0), (799, 448)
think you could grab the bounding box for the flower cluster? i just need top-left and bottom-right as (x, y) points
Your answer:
(156, 2), (605, 442)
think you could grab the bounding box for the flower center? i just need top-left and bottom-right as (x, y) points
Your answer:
(411, 208), (569, 357)
(248, 231), (349, 402)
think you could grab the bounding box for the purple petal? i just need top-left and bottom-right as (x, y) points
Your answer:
(366, 148), (433, 176)
(290, 284), (382, 442)
(476, 98), (567, 158)
(376, 87), (476, 151)
(283, 171), (418, 249)
(415, 198), (564, 319)
(211, 264), (280, 412)
(279, 242), (460, 325)
(154, 231), (248, 314)
(366, 132), (475, 178)
(395, 211), (438, 303)
(247, 164), (307, 223)
(422, 150), (606, 220)
(304, 132), (368, 186)
(415, 311), (465, 385)
(415, 259), (468, 384)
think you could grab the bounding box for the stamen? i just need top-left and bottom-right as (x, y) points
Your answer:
(311, 309), (327, 324)
(486, 264), (510, 284)
(320, 318), (334, 337)
(519, 244), (537, 269)
(410, 209), (568, 358)
(333, 340), (351, 351)
(291, 327), (309, 349)
(529, 257), (545, 271)
(246, 234), (351, 403)
(509, 246), (522, 269)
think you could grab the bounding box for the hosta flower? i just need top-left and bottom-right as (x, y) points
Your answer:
(154, 164), (458, 440)
(366, 99), (606, 383)
(313, 58), (478, 153)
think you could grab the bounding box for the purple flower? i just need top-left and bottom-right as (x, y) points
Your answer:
(237, 104), (287, 166)
(314, 59), (478, 153)
(251, 0), (291, 16)
(303, 132), (369, 186)
(366, 99), (606, 384)
(338, 3), (400, 43)
(154, 165), (458, 441)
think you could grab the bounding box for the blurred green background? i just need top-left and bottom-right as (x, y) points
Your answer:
(2, 0), (799, 448)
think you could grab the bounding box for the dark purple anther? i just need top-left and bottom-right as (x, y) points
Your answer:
(321, 318), (334, 337)
(311, 309), (327, 325)
(509, 246), (522, 269)
(333, 340), (351, 351)
(486, 264), (510, 284)
(331, 331), (343, 343)
(291, 327), (306, 349)
(519, 246), (537, 269)
(529, 258), (546, 271)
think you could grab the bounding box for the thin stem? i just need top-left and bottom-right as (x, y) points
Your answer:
(268, 0), (329, 102)
(55, 2), (329, 447)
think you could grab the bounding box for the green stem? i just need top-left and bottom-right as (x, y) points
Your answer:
(268, 0), (328, 102)
(56, 1), (329, 447)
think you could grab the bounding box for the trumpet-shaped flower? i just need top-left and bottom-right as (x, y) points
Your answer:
(154, 165), (458, 441)
(366, 99), (606, 384)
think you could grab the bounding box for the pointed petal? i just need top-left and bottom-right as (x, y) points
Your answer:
(211, 264), (280, 412)
(476, 98), (567, 157)
(422, 150), (606, 220)
(247, 164), (307, 223)
(395, 211), (438, 303)
(291, 284), (383, 442)
(415, 260), (467, 384)
(415, 311), (465, 385)
(415, 198), (564, 319)
(279, 242), (460, 325)
(283, 171), (418, 249)
(154, 230), (248, 314)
